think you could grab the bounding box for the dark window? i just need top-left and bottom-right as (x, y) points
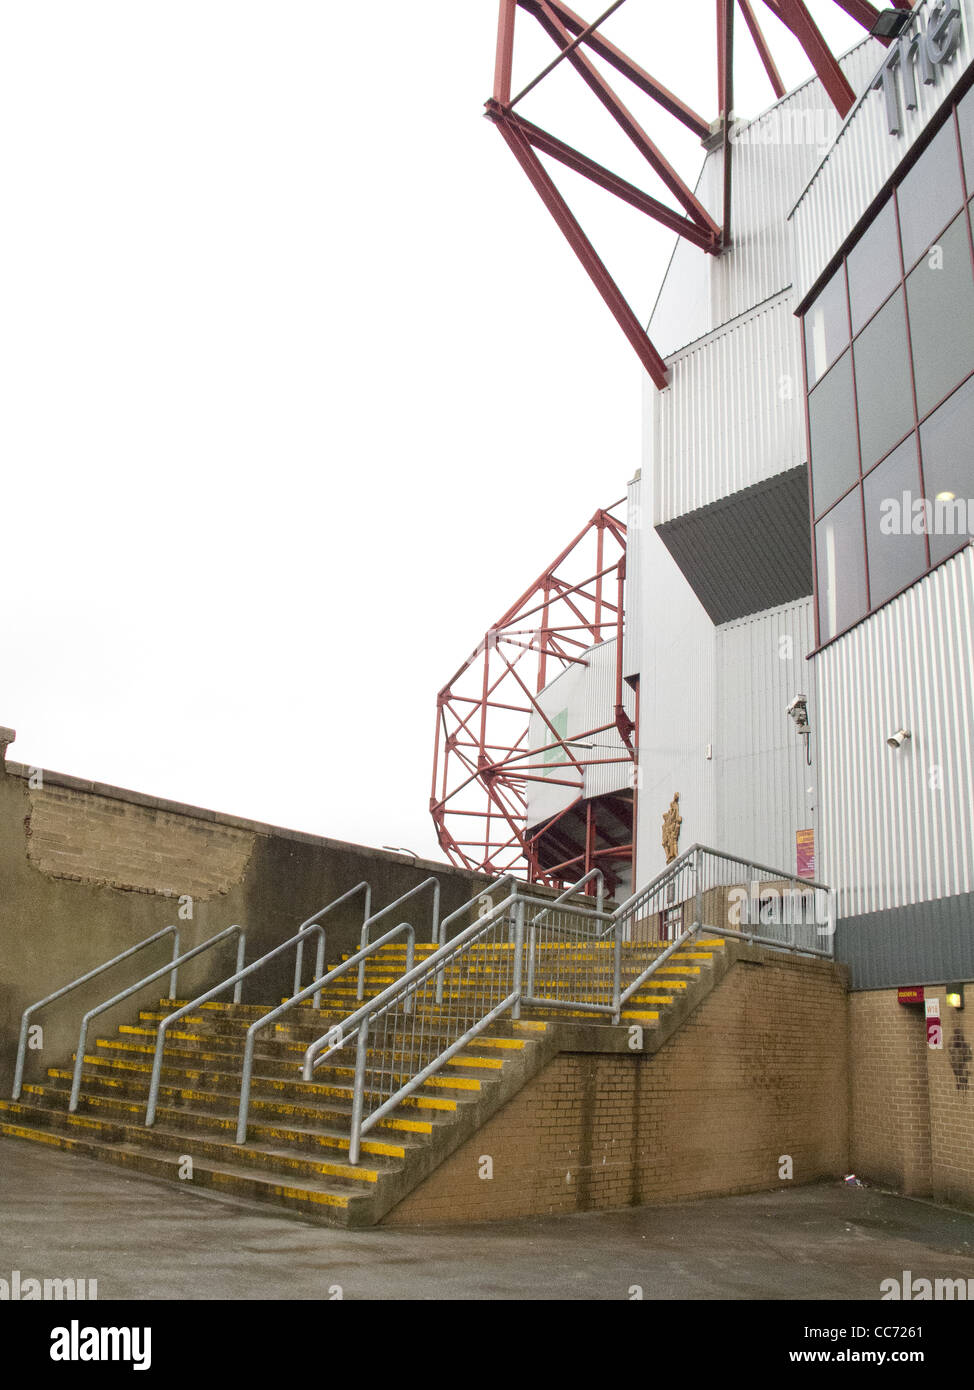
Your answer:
(804, 264), (849, 386)
(906, 212), (974, 420)
(805, 98), (974, 646)
(863, 436), (927, 608)
(815, 489), (868, 643)
(847, 201), (901, 335)
(919, 373), (974, 565)
(853, 289), (915, 473)
(896, 117), (965, 270)
(809, 351), (859, 518)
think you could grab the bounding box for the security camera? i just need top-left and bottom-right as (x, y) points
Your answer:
(787, 694), (809, 733)
(886, 729), (912, 749)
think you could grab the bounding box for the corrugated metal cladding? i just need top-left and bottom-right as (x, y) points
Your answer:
(715, 599), (817, 873)
(837, 893), (974, 990)
(524, 637), (636, 829)
(791, 0), (974, 304)
(649, 40), (883, 360)
(657, 465), (813, 623)
(815, 547), (974, 921)
(651, 290), (805, 524)
(623, 473), (642, 682)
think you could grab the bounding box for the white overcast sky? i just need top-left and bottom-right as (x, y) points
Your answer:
(0, 2), (865, 859)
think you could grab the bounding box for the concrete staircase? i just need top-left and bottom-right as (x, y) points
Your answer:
(0, 935), (732, 1226)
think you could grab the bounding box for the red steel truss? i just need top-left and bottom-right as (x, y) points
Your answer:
(487, 0), (913, 383)
(431, 505), (637, 891)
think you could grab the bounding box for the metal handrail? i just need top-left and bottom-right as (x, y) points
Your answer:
(529, 868), (605, 926)
(298, 849), (836, 1164)
(293, 882), (372, 1003)
(68, 925), (246, 1113)
(144, 921), (328, 1127)
(303, 889), (521, 1080)
(357, 877), (440, 1001)
(234, 919), (417, 1145)
(12, 925), (182, 1101)
(302, 889), (524, 1164)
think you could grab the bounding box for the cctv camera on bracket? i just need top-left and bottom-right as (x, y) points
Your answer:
(787, 694), (810, 734)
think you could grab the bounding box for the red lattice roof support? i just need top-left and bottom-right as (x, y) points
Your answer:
(431, 506), (636, 886)
(486, 0), (913, 382)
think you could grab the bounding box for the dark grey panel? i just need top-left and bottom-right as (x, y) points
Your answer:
(837, 892), (974, 990)
(656, 465), (813, 625)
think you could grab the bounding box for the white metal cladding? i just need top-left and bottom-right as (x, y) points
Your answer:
(651, 290), (805, 524)
(714, 599), (818, 874)
(791, 0), (974, 305)
(649, 40), (883, 360)
(623, 473), (642, 681)
(814, 546), (974, 919)
(524, 637), (635, 829)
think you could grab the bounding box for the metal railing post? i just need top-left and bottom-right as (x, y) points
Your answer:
(71, 925), (245, 1115)
(168, 930), (181, 1002)
(348, 1019), (370, 1166)
(512, 898), (525, 1021)
(612, 918), (623, 1024)
(694, 847), (704, 929)
(12, 924), (182, 1102)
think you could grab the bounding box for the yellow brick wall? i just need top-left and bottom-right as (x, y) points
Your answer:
(384, 954), (849, 1225)
(849, 987), (974, 1208)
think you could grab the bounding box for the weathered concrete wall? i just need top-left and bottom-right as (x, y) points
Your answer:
(850, 986), (974, 1208)
(0, 735), (490, 1095)
(384, 953), (850, 1224)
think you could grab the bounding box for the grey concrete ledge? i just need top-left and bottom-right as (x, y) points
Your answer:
(5, 759), (490, 885)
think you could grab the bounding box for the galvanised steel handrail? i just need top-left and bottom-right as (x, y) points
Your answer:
(302, 889), (526, 1163)
(143, 921), (328, 1128)
(301, 849), (836, 1164)
(68, 925), (246, 1113)
(234, 919), (416, 1145)
(525, 868), (614, 1010)
(12, 925), (182, 1102)
(356, 877), (440, 1002)
(294, 882), (372, 1005)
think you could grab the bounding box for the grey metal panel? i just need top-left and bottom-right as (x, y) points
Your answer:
(524, 637), (635, 829)
(653, 291), (805, 524)
(715, 599), (817, 873)
(837, 893), (974, 990)
(656, 465), (813, 623)
(649, 40), (883, 360)
(814, 546), (974, 920)
(791, 0), (974, 305)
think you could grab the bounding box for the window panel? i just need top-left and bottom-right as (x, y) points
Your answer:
(897, 118), (965, 270)
(804, 264), (849, 386)
(847, 201), (901, 335)
(919, 373), (974, 565)
(863, 437), (927, 608)
(816, 489), (868, 643)
(809, 351), (859, 518)
(853, 289), (915, 473)
(906, 212), (974, 420)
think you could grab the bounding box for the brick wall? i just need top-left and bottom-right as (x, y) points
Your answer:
(384, 953), (849, 1225)
(850, 987), (974, 1207)
(26, 781), (256, 898)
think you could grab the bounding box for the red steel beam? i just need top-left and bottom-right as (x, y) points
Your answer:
(494, 0), (518, 104)
(529, 0), (712, 140)
(738, 0), (786, 99)
(718, 0), (735, 247)
(764, 0), (856, 116)
(491, 106), (720, 252)
(492, 113), (670, 387)
(530, 0), (722, 236)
